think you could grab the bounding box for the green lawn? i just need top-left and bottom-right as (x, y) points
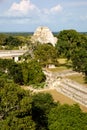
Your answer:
(58, 58), (67, 64)
(48, 66), (70, 72)
(66, 74), (87, 86)
(47, 58), (87, 86)
(48, 58), (72, 72)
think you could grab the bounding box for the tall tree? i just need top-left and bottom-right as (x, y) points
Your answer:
(0, 79), (35, 130)
(48, 104), (87, 130)
(21, 60), (46, 85)
(34, 44), (58, 67)
(56, 29), (82, 60)
(32, 93), (56, 130)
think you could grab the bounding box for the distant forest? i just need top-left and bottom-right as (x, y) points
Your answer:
(0, 31), (87, 37)
(0, 32), (33, 37)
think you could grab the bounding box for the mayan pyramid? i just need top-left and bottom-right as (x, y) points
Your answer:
(31, 26), (57, 46)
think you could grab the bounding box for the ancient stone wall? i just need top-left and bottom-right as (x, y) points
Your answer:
(57, 78), (87, 107)
(43, 69), (87, 107)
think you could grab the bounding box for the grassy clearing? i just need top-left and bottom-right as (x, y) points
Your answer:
(66, 74), (87, 86)
(58, 58), (67, 64)
(48, 66), (70, 72)
(49, 58), (87, 86)
(58, 58), (72, 65)
(48, 58), (72, 72)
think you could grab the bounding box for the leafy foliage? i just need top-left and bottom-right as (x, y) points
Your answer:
(0, 79), (35, 130)
(0, 59), (46, 86)
(0, 33), (31, 50)
(0, 31), (87, 130)
(4, 36), (22, 46)
(21, 60), (46, 85)
(32, 93), (56, 130)
(0, 79), (87, 130)
(56, 29), (87, 81)
(56, 30), (82, 59)
(71, 47), (87, 82)
(48, 104), (87, 130)
(0, 59), (23, 84)
(34, 44), (58, 67)
(0, 34), (8, 46)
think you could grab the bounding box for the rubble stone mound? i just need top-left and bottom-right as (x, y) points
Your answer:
(31, 26), (57, 46)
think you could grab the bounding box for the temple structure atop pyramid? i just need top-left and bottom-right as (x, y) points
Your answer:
(31, 26), (57, 46)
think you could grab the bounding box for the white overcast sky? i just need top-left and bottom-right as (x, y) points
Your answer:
(0, 0), (87, 32)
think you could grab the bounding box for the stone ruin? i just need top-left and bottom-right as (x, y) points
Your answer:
(31, 26), (57, 46)
(43, 69), (87, 107)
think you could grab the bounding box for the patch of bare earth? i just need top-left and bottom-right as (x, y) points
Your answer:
(21, 86), (87, 112)
(38, 89), (87, 112)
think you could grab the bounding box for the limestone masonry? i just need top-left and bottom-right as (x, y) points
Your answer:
(31, 26), (57, 46)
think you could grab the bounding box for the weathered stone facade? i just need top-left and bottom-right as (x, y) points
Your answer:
(43, 69), (87, 107)
(31, 26), (57, 46)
